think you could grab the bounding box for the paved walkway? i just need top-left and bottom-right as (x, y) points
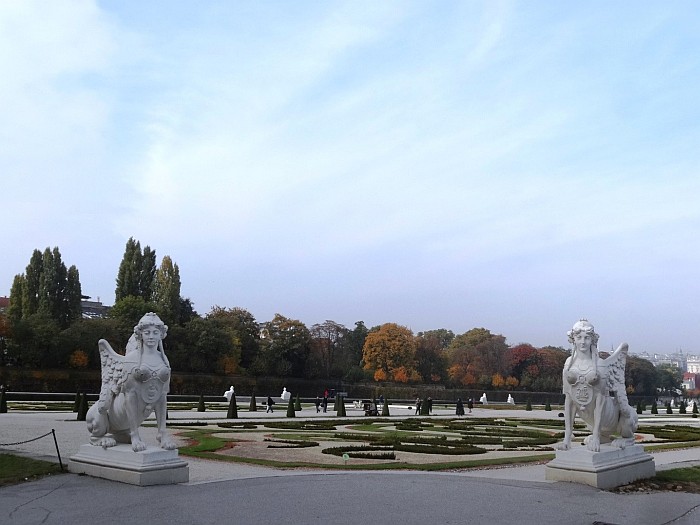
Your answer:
(2, 409), (700, 524)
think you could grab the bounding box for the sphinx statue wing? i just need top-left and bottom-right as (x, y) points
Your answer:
(97, 339), (131, 408)
(602, 343), (629, 399)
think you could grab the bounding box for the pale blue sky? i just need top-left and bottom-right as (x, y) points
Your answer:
(2, 1), (699, 354)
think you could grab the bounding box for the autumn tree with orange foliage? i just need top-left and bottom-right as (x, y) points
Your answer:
(362, 323), (419, 383)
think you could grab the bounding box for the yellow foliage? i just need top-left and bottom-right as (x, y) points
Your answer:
(491, 373), (505, 388)
(69, 350), (89, 369)
(373, 368), (388, 381)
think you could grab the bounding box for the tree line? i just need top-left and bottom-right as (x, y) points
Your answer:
(0, 241), (683, 396)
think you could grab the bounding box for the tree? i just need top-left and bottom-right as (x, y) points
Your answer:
(362, 323), (418, 382)
(153, 255), (181, 326)
(258, 314), (312, 378)
(115, 238), (156, 302)
(310, 320), (348, 378)
(446, 328), (508, 388)
(9, 247), (81, 330)
(207, 306), (260, 370)
(625, 356), (658, 396)
(657, 364), (683, 395)
(414, 331), (449, 383)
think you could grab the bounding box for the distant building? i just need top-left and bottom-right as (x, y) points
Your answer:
(688, 355), (700, 374)
(636, 351), (691, 372)
(682, 373), (699, 391)
(0, 296), (8, 314)
(81, 298), (111, 319)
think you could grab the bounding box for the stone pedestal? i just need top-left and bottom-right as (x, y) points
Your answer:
(69, 444), (189, 486)
(545, 444), (655, 489)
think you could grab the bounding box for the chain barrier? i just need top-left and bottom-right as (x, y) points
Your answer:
(0, 430), (53, 447)
(0, 429), (64, 470)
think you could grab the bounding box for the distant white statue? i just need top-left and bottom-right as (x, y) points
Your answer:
(223, 386), (235, 402)
(556, 319), (637, 452)
(507, 394), (515, 404)
(479, 393), (488, 404)
(281, 387), (290, 401)
(86, 313), (176, 452)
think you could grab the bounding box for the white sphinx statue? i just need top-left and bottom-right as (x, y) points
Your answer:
(507, 394), (515, 404)
(86, 312), (176, 452)
(557, 319), (638, 452)
(223, 386), (235, 402)
(479, 393), (488, 404)
(281, 387), (290, 401)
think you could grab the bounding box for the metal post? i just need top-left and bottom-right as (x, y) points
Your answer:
(51, 429), (64, 471)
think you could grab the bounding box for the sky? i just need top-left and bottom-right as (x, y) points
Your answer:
(2, 1), (700, 355)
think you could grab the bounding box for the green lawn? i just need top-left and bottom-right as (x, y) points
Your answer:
(0, 453), (65, 487)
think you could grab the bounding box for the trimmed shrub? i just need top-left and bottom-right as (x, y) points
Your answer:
(420, 397), (430, 416)
(544, 401), (551, 411)
(249, 392), (257, 412)
(73, 392), (81, 412)
(381, 399), (390, 416)
(651, 401), (658, 414)
(693, 401), (698, 417)
(286, 395), (296, 418)
(636, 401), (642, 414)
(227, 394), (238, 419)
(294, 393), (302, 411)
(679, 401), (687, 414)
(0, 389), (7, 413)
(76, 393), (88, 421)
(666, 402), (673, 414)
(525, 398), (532, 411)
(336, 395), (347, 417)
(197, 394), (206, 412)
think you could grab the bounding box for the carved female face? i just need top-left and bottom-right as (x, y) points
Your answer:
(573, 331), (593, 354)
(141, 326), (162, 350)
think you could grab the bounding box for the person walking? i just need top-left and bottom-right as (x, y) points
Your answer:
(315, 396), (321, 413)
(415, 397), (421, 415)
(456, 398), (465, 416)
(467, 398), (473, 413)
(266, 395), (275, 413)
(322, 395), (328, 413)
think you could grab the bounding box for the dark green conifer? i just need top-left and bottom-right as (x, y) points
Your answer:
(0, 389), (7, 414)
(227, 394), (238, 419)
(197, 394), (206, 412)
(636, 401), (642, 414)
(651, 401), (658, 414)
(381, 399), (390, 416)
(544, 401), (552, 411)
(295, 393), (302, 411)
(525, 398), (532, 411)
(77, 393), (88, 421)
(249, 392), (257, 412)
(286, 395), (296, 418)
(336, 395), (346, 417)
(73, 392), (81, 412)
(679, 401), (687, 414)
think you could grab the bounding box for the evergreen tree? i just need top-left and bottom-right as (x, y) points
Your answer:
(76, 393), (88, 421)
(336, 395), (346, 417)
(525, 398), (532, 411)
(116, 238), (152, 301)
(666, 402), (673, 414)
(7, 274), (25, 325)
(294, 393), (302, 411)
(679, 401), (687, 414)
(545, 400), (552, 411)
(227, 394), (238, 419)
(381, 399), (390, 416)
(22, 249), (43, 317)
(636, 401), (642, 414)
(692, 401), (698, 417)
(198, 394), (206, 412)
(64, 266), (82, 327)
(651, 401), (658, 414)
(153, 255), (181, 325)
(420, 396), (430, 416)
(0, 388), (7, 413)
(286, 395), (296, 417)
(249, 392), (257, 412)
(140, 246), (157, 302)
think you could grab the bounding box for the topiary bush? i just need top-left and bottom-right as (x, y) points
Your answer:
(336, 395), (347, 417)
(651, 401), (658, 414)
(294, 393), (302, 411)
(666, 402), (673, 414)
(544, 401), (551, 411)
(0, 389), (7, 414)
(76, 393), (88, 421)
(381, 399), (390, 416)
(73, 392), (81, 412)
(286, 395), (296, 418)
(693, 401), (698, 418)
(525, 398), (532, 411)
(197, 394), (206, 412)
(249, 392), (257, 412)
(420, 397), (430, 416)
(227, 394), (238, 419)
(636, 401), (642, 414)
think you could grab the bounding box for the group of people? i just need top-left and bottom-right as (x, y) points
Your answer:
(455, 397), (474, 416)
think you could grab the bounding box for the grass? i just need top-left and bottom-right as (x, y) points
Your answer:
(0, 453), (65, 487)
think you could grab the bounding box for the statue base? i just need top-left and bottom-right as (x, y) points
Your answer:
(545, 444), (655, 489)
(69, 444), (189, 486)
